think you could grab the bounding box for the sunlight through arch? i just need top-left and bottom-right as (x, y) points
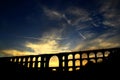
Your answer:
(68, 54), (73, 59)
(75, 60), (80, 66)
(68, 60), (73, 66)
(97, 52), (103, 57)
(97, 58), (103, 62)
(82, 60), (88, 66)
(82, 53), (87, 58)
(90, 59), (96, 63)
(38, 57), (41, 61)
(75, 53), (80, 59)
(49, 56), (59, 67)
(18, 58), (21, 62)
(33, 57), (36, 61)
(89, 52), (95, 58)
(104, 51), (110, 57)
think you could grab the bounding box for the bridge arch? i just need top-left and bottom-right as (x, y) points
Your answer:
(89, 52), (95, 58)
(104, 51), (110, 57)
(82, 53), (88, 58)
(49, 55), (59, 67)
(68, 54), (73, 59)
(97, 52), (103, 57)
(75, 53), (80, 59)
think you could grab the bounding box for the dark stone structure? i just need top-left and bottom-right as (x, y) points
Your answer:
(0, 47), (120, 80)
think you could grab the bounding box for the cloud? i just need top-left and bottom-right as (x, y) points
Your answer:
(43, 6), (92, 27)
(1, 49), (34, 56)
(103, 9), (120, 28)
(70, 0), (120, 52)
(43, 7), (64, 20)
(100, 0), (120, 28)
(43, 7), (71, 25)
(25, 29), (71, 54)
(73, 30), (120, 51)
(0, 28), (72, 56)
(78, 32), (86, 40)
(100, 0), (120, 13)
(66, 7), (92, 26)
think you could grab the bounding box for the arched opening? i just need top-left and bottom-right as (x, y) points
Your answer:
(69, 68), (73, 71)
(62, 62), (65, 67)
(33, 57), (36, 61)
(23, 63), (25, 66)
(90, 59), (96, 63)
(97, 58), (103, 62)
(76, 67), (80, 70)
(104, 51), (110, 57)
(28, 57), (30, 62)
(27, 63), (30, 68)
(38, 57), (41, 61)
(75, 53), (80, 59)
(75, 60), (80, 66)
(44, 63), (46, 67)
(10, 58), (12, 62)
(38, 62), (41, 68)
(52, 68), (57, 71)
(49, 56), (59, 67)
(82, 60), (88, 66)
(68, 60), (73, 66)
(89, 52), (95, 58)
(18, 58), (21, 62)
(14, 58), (17, 62)
(44, 58), (46, 61)
(68, 54), (73, 60)
(32, 62), (35, 68)
(62, 56), (65, 60)
(23, 58), (26, 62)
(97, 52), (103, 57)
(82, 53), (87, 58)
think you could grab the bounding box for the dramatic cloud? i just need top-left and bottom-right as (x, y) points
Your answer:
(1, 28), (71, 56)
(73, 31), (120, 51)
(25, 29), (71, 54)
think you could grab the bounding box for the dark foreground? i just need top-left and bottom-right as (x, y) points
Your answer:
(0, 49), (120, 80)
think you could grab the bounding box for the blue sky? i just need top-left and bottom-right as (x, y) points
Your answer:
(0, 0), (120, 57)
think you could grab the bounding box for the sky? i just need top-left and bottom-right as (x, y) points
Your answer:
(0, 0), (120, 57)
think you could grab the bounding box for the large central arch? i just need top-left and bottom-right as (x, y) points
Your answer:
(49, 56), (59, 67)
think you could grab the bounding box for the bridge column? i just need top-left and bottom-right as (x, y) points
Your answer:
(45, 56), (49, 69)
(87, 52), (90, 62)
(95, 52), (97, 63)
(35, 56), (38, 68)
(73, 54), (75, 71)
(58, 55), (62, 71)
(65, 55), (68, 71)
(80, 53), (82, 68)
(102, 51), (106, 61)
(24, 57), (28, 67)
(29, 57), (33, 68)
(40, 56), (45, 70)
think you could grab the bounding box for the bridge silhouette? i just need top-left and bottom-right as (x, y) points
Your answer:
(0, 47), (120, 80)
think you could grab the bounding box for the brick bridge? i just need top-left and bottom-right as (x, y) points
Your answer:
(1, 47), (119, 72)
